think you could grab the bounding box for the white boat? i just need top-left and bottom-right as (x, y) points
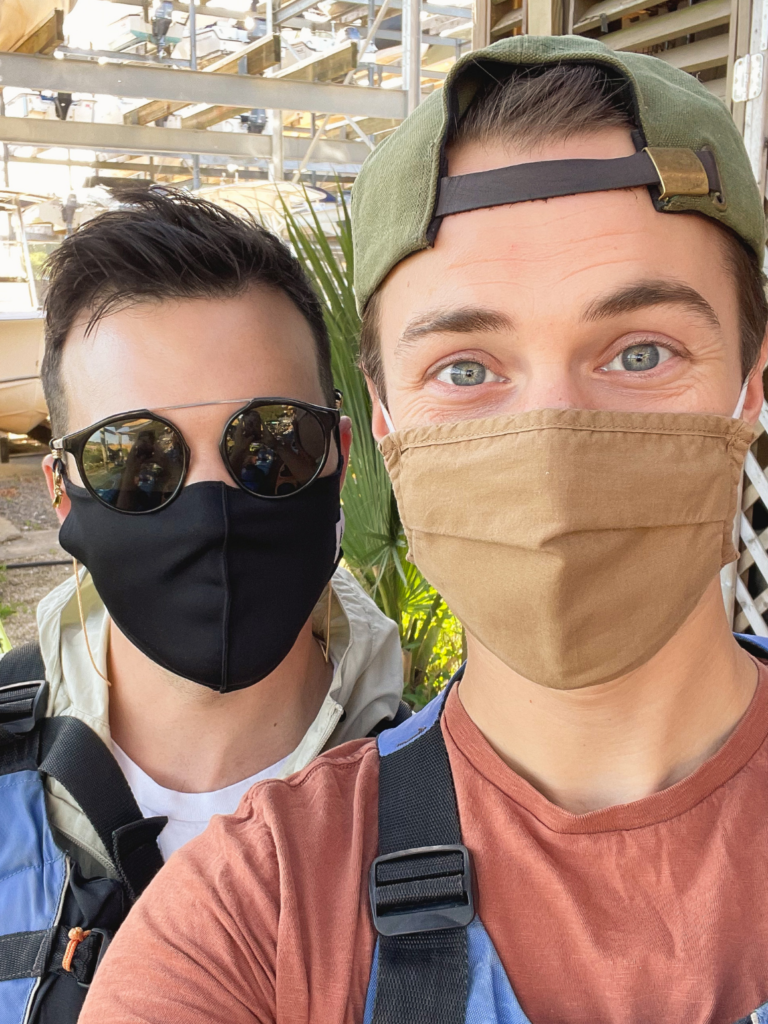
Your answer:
(0, 312), (46, 436)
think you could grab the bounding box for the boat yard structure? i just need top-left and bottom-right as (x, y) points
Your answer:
(1, 0), (768, 627)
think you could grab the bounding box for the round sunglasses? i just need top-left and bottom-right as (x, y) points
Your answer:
(50, 393), (342, 515)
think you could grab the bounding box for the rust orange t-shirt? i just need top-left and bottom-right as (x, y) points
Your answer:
(83, 667), (768, 1024)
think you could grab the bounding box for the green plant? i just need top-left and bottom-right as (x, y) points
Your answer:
(0, 569), (14, 653)
(284, 192), (464, 708)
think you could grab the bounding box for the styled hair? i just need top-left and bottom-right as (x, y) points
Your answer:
(360, 63), (767, 401)
(43, 185), (334, 433)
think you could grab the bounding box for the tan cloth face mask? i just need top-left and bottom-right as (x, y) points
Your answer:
(380, 408), (755, 690)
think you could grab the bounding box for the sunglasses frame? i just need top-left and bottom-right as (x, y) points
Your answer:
(50, 392), (343, 515)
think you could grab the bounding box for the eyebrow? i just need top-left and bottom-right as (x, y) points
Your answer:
(582, 281), (721, 330)
(395, 307), (513, 357)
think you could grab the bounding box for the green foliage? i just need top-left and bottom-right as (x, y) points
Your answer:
(283, 192), (463, 708)
(0, 569), (13, 653)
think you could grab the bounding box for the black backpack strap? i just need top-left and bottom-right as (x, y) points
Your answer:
(39, 716), (166, 902)
(0, 641), (48, 743)
(368, 700), (413, 738)
(368, 679), (472, 1024)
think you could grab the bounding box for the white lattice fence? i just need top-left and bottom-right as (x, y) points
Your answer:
(730, 401), (768, 635)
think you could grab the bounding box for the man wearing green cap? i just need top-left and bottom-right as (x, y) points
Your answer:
(82, 36), (768, 1024)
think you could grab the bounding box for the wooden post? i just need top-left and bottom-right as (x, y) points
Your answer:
(526, 0), (562, 34)
(472, 0), (491, 49)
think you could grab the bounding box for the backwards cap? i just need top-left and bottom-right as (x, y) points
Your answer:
(351, 35), (766, 312)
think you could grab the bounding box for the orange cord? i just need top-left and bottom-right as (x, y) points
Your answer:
(62, 927), (91, 972)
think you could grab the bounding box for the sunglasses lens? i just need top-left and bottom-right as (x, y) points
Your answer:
(81, 417), (185, 512)
(224, 403), (328, 497)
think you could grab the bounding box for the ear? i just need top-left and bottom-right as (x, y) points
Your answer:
(365, 374), (391, 444)
(42, 454), (71, 524)
(741, 332), (768, 423)
(338, 415), (353, 489)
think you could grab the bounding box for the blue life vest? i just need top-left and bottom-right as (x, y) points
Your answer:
(364, 634), (768, 1024)
(0, 643), (166, 1024)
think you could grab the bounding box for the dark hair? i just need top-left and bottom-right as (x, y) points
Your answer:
(360, 63), (767, 400)
(43, 185), (334, 433)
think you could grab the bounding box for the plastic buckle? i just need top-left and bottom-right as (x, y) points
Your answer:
(369, 843), (474, 937)
(0, 678), (48, 736)
(76, 928), (112, 989)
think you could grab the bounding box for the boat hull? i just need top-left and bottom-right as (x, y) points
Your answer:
(0, 313), (47, 435)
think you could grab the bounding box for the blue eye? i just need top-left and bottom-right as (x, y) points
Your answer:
(436, 361), (504, 386)
(602, 343), (672, 372)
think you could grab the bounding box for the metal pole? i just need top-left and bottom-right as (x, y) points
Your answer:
(291, 0), (392, 182)
(368, 0), (376, 86)
(16, 199), (37, 309)
(271, 109), (284, 181)
(403, 0), (421, 115)
(0, 91), (8, 189)
(185, 1), (198, 189)
(189, 0), (197, 69)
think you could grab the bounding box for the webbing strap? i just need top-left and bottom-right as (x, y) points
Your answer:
(0, 642), (47, 744)
(434, 148), (721, 218)
(0, 642), (45, 686)
(371, 689), (468, 1024)
(39, 717), (166, 901)
(0, 929), (51, 981)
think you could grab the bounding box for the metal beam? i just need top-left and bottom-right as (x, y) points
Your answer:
(0, 115), (369, 166)
(600, 0), (730, 51)
(106, 0), (265, 17)
(105, 0), (471, 18)
(0, 51), (406, 120)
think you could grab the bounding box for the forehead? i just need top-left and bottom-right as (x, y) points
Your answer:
(59, 287), (325, 428)
(377, 134), (735, 339)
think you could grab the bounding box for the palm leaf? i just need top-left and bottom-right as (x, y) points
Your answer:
(283, 189), (463, 704)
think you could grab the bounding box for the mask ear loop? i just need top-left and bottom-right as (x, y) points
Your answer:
(733, 380), (749, 419)
(312, 583), (332, 664)
(324, 584), (332, 664)
(381, 404), (396, 435)
(71, 558), (111, 686)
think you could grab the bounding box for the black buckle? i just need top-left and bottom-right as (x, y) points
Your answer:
(76, 928), (112, 989)
(369, 843), (474, 937)
(0, 678), (48, 736)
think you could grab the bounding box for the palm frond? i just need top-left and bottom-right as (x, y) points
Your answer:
(283, 190), (463, 704)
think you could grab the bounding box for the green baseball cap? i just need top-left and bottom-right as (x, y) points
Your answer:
(351, 35), (766, 313)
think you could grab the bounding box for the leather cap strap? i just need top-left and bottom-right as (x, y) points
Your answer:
(434, 148), (722, 218)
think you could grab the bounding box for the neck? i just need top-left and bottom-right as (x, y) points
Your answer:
(107, 617), (333, 792)
(459, 577), (758, 814)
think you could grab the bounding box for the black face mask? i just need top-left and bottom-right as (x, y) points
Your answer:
(59, 473), (342, 692)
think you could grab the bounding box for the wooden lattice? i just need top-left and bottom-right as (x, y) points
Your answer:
(731, 400), (768, 635)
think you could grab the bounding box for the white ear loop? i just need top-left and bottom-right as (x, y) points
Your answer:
(381, 404), (396, 435)
(733, 380), (749, 419)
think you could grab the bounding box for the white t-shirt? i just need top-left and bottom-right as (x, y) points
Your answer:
(112, 742), (291, 861)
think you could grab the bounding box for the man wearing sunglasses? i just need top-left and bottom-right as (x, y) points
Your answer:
(81, 35), (768, 1024)
(0, 185), (405, 1022)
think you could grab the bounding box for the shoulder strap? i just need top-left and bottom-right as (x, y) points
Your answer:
(0, 642), (165, 901)
(369, 677), (472, 1024)
(0, 642), (48, 743)
(39, 717), (166, 902)
(368, 700), (413, 738)
(735, 632), (768, 659)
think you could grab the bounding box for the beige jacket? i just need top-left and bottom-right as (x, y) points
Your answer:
(33, 565), (403, 873)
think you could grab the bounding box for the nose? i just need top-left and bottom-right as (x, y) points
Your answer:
(514, 362), (588, 413)
(173, 409), (240, 487)
(185, 444), (237, 487)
